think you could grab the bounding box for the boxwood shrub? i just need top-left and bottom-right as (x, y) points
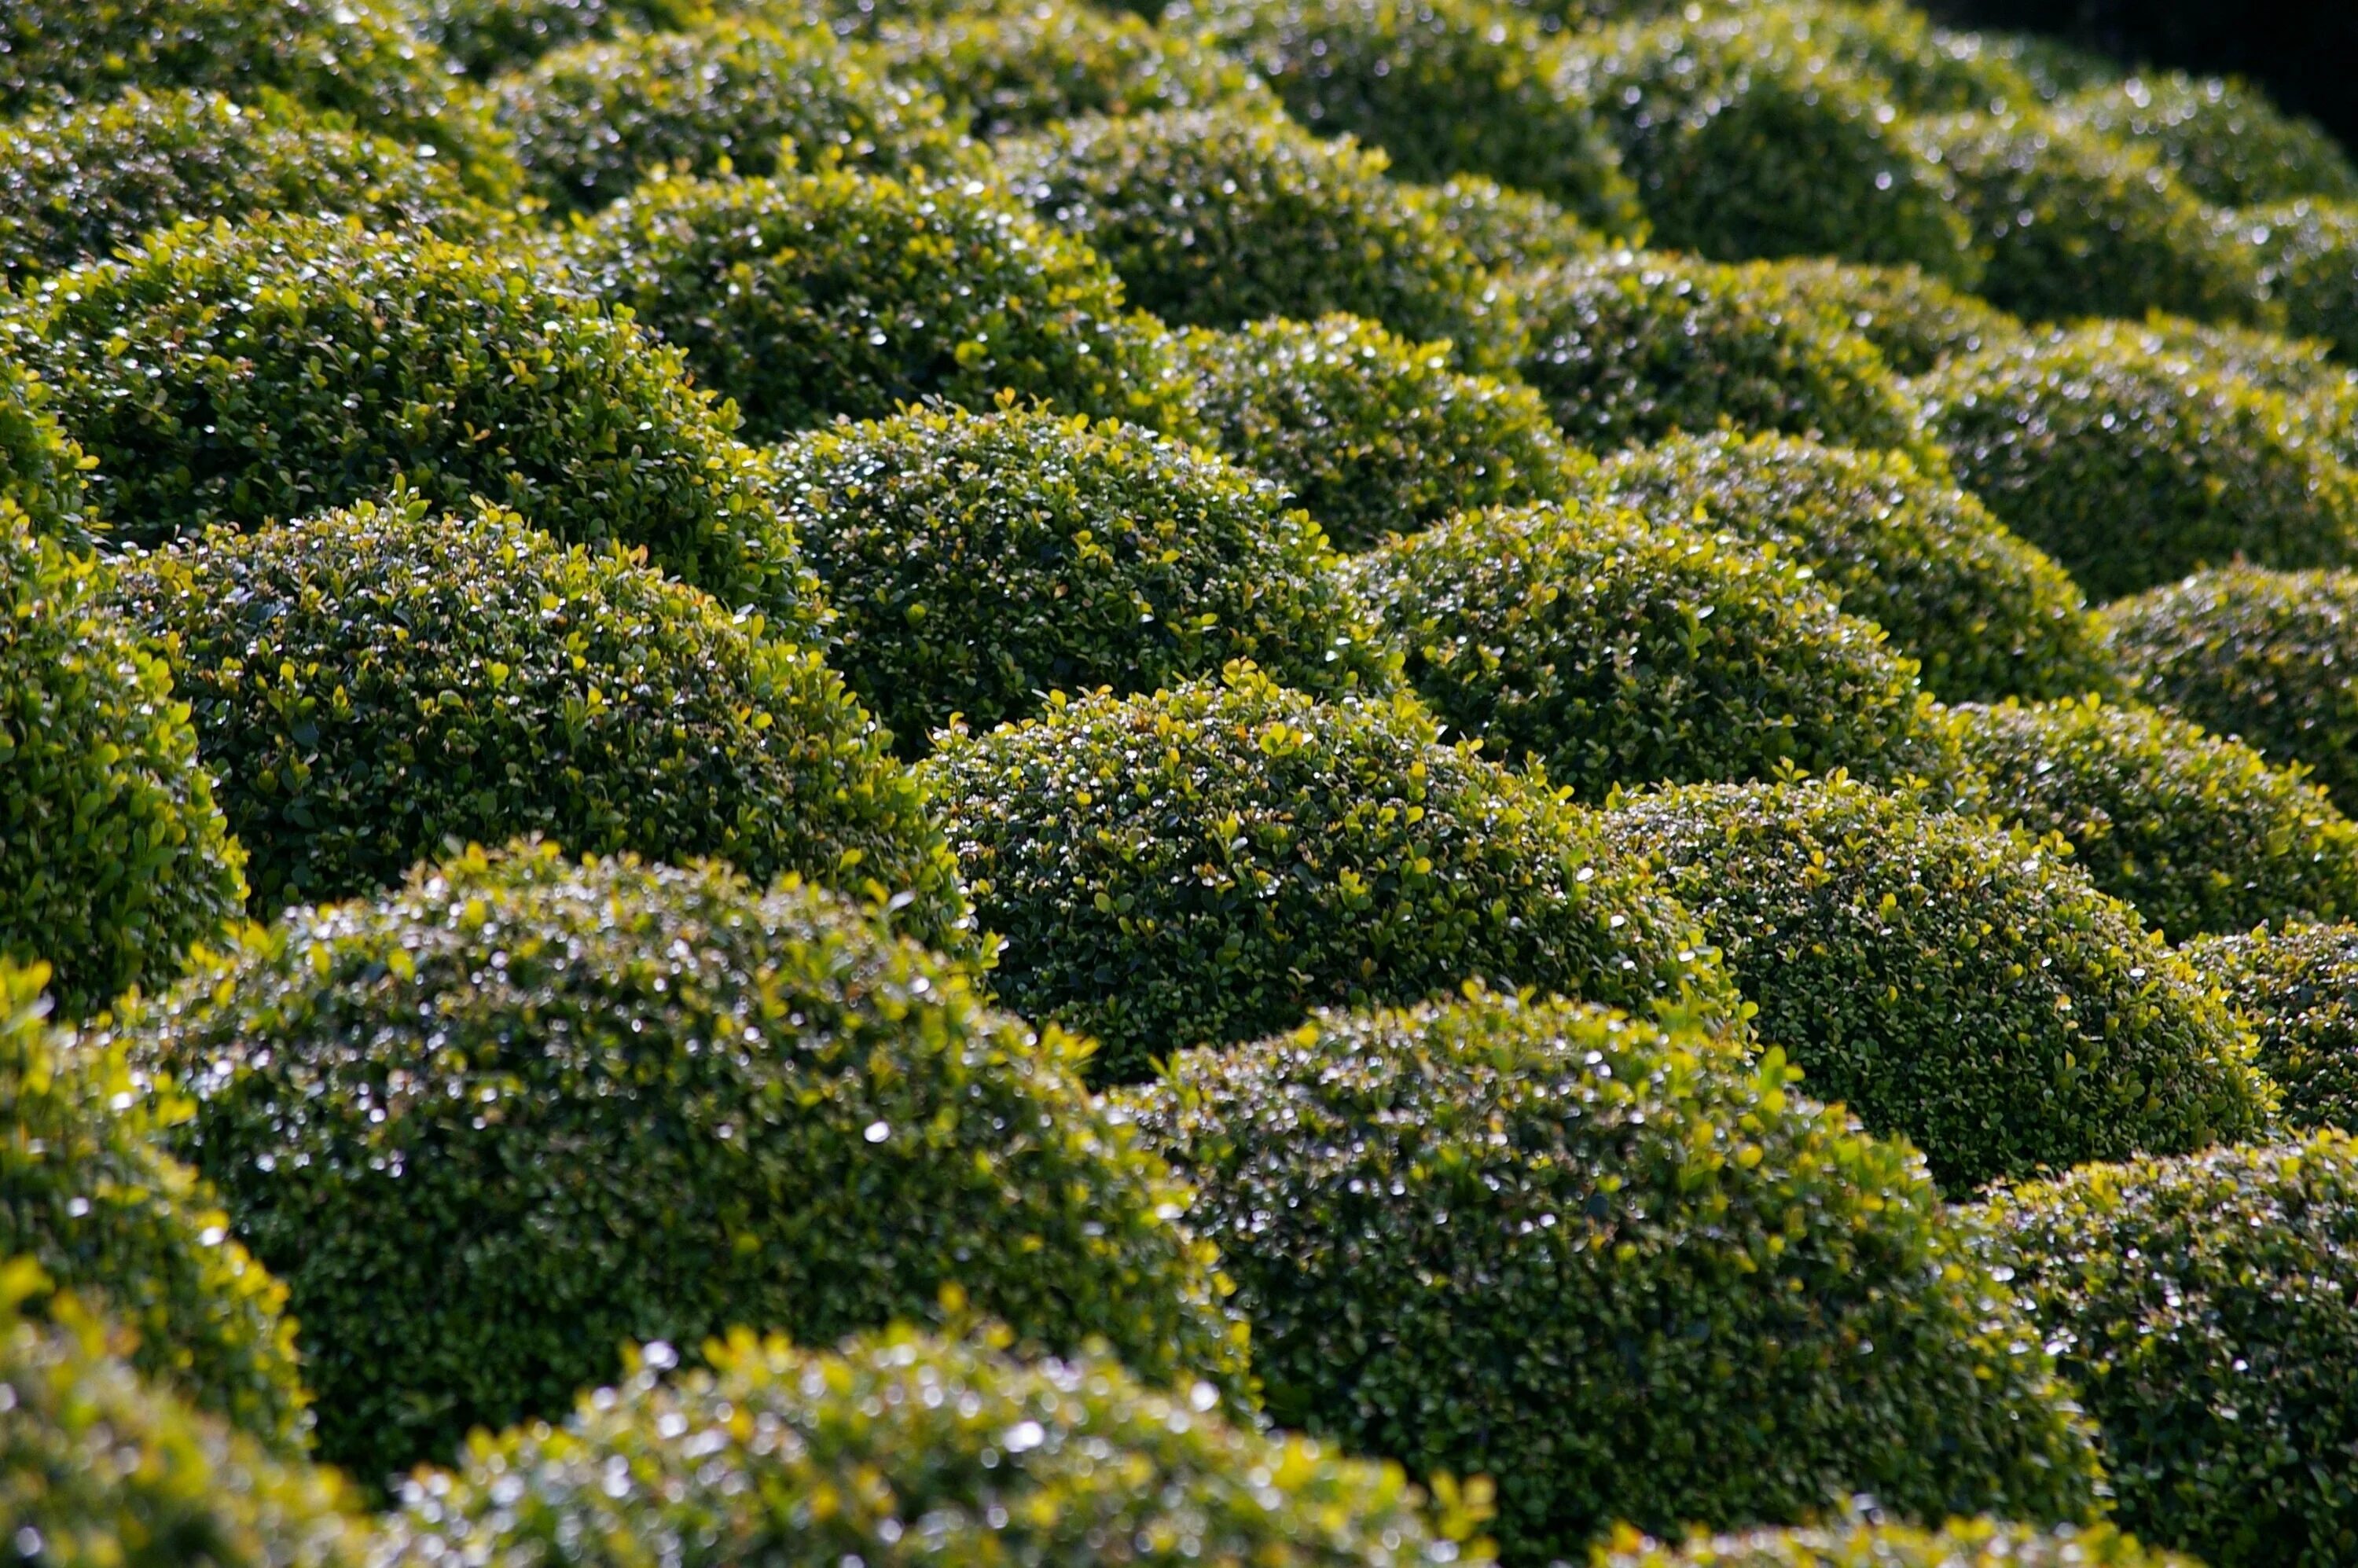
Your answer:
(406, 0), (708, 79)
(1760, 258), (2029, 376)
(1178, 313), (1574, 549)
(0, 957), (304, 1452)
(1134, 991), (2106, 1561)
(376, 1325), (1478, 1568)
(0, 347), (89, 545)
(1597, 1519), (2192, 1568)
(2185, 922), (2358, 1133)
(2233, 198), (2358, 362)
(773, 405), (1386, 753)
(105, 494), (964, 934)
(2060, 73), (2358, 208)
(0, 501), (244, 1020)
(1922, 329), (2358, 602)
(1354, 501), (1960, 799)
(114, 844), (1250, 1484)
(493, 17), (971, 213)
(1594, 431), (2107, 702)
(16, 215), (814, 631)
(924, 666), (1728, 1082)
(1600, 775), (2272, 1189)
(1401, 174), (1607, 273)
(997, 107), (1519, 366)
(572, 167), (1195, 442)
(1952, 696), (2358, 938)
(1977, 1136), (2358, 1566)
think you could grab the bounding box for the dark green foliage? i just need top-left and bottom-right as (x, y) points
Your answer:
(2186, 922), (2358, 1133)
(14, 215), (814, 633)
(773, 406), (1386, 754)
(924, 666), (1728, 1082)
(407, 0), (709, 79)
(1978, 1136), (2358, 1567)
(2104, 567), (2358, 814)
(105, 495), (964, 935)
(1177, 0), (1644, 237)
(1133, 992), (2107, 1562)
(1922, 328), (2358, 602)
(1355, 501), (1959, 799)
(997, 108), (1519, 367)
(376, 1325), (1480, 1568)
(1761, 259), (2029, 376)
(0, 348), (89, 545)
(0, 501), (244, 1019)
(115, 844), (1250, 1484)
(2061, 73), (2358, 208)
(2231, 198), (2358, 363)
(1952, 696), (2358, 938)
(1401, 174), (1607, 273)
(1598, 1519), (2193, 1568)
(1179, 313), (1574, 549)
(1595, 431), (2106, 702)
(572, 167), (1195, 442)
(493, 17), (971, 213)
(0, 959), (305, 1451)
(1600, 776), (2272, 1190)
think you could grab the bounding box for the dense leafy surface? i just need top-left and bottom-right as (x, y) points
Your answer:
(0, 347), (89, 545)
(1760, 259), (2029, 377)
(2186, 922), (2358, 1133)
(1596, 1519), (2193, 1568)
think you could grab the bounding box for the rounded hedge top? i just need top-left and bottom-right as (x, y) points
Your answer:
(1593, 431), (2107, 703)
(1952, 696), (2358, 939)
(1600, 776), (2272, 1191)
(772, 404), (1387, 753)
(408, 0), (709, 79)
(924, 666), (1729, 1082)
(1179, 312), (1575, 550)
(1133, 992), (2106, 1562)
(15, 215), (814, 632)
(997, 107), (1519, 367)
(1760, 258), (2029, 377)
(376, 1324), (1482, 1568)
(1401, 174), (1607, 274)
(2186, 921), (2358, 1135)
(573, 167), (1195, 442)
(0, 500), (244, 1020)
(105, 494), (964, 935)
(116, 843), (1250, 1485)
(2060, 72), (2358, 208)
(1922, 328), (2358, 603)
(0, 958), (304, 1452)
(2233, 198), (2358, 363)
(0, 347), (90, 545)
(1977, 1136), (2358, 1567)
(493, 17), (971, 214)
(1597, 1519), (2192, 1568)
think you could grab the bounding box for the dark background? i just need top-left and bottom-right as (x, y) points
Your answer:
(1923, 0), (2358, 152)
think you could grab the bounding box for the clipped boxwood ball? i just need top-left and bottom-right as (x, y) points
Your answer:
(1598, 1519), (2191, 1568)
(1923, 328), (2358, 603)
(924, 666), (1728, 1083)
(376, 1325), (1478, 1568)
(997, 107), (1519, 367)
(0, 958), (304, 1452)
(1761, 258), (2029, 377)
(1595, 431), (2106, 703)
(407, 0), (709, 79)
(1952, 696), (2358, 939)
(1133, 993), (2106, 1562)
(104, 494), (964, 935)
(494, 17), (971, 214)
(2105, 567), (2358, 814)
(2235, 199), (2358, 362)
(2060, 73), (2358, 209)
(772, 405), (1387, 754)
(1179, 313), (1574, 549)
(0, 500), (244, 1019)
(573, 167), (1194, 442)
(1401, 174), (1607, 274)
(1600, 776), (2271, 1190)
(1977, 1137), (2358, 1566)
(115, 844), (1250, 1485)
(1354, 501), (1959, 799)
(17, 215), (813, 631)
(0, 347), (89, 545)
(2185, 922), (2358, 1133)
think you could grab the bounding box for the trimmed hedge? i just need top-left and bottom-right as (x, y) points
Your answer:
(2061, 72), (2358, 208)
(1354, 501), (1959, 799)
(0, 500), (244, 1019)
(1922, 328), (2358, 602)
(997, 107), (1519, 366)
(1594, 431), (2107, 703)
(2232, 198), (2358, 362)
(2186, 922), (2358, 1133)
(923, 666), (1728, 1082)
(105, 494), (964, 933)
(0, 347), (89, 545)
(493, 17), (971, 214)
(1952, 696), (2358, 938)
(1133, 992), (2106, 1562)
(1600, 776), (2272, 1189)
(376, 1325), (1480, 1568)
(1978, 1136), (2358, 1566)
(1597, 1519), (2193, 1568)
(0, 958), (304, 1452)
(1401, 174), (1606, 273)
(14, 215), (814, 631)
(573, 167), (1195, 442)
(773, 405), (1386, 753)
(115, 844), (1250, 1484)
(1760, 258), (2029, 377)
(1179, 313), (1574, 549)
(406, 0), (708, 79)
